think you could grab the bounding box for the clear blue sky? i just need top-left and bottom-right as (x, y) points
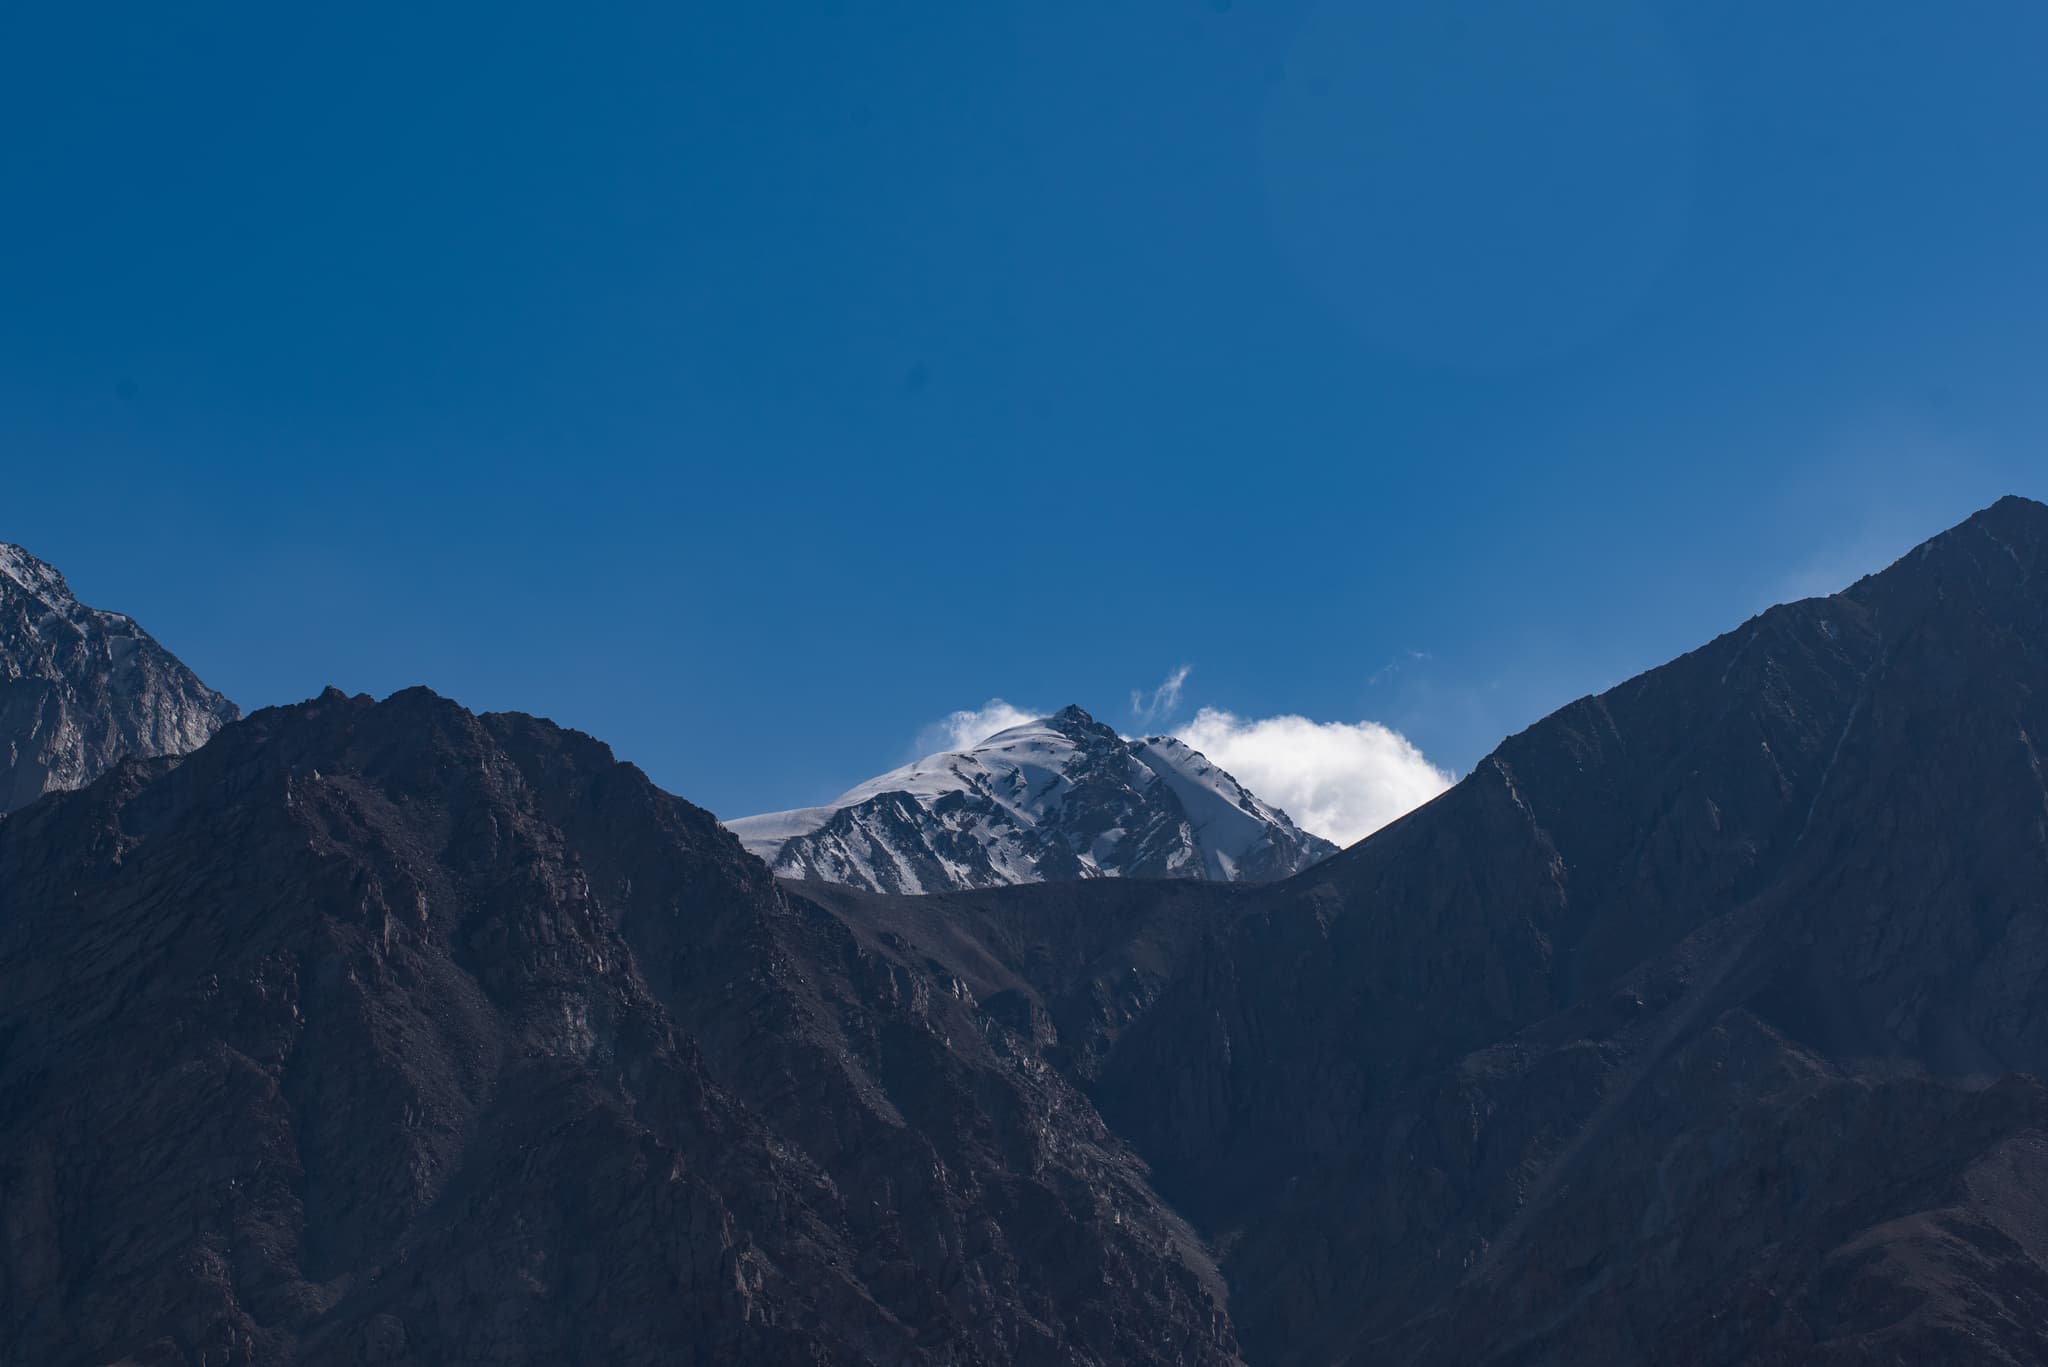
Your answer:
(4, 1), (2044, 818)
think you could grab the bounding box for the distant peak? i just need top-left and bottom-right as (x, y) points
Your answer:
(1045, 703), (1122, 746)
(1913, 494), (2048, 563)
(1974, 493), (2048, 534)
(1, 542), (237, 813)
(0, 542), (76, 606)
(1823, 493), (2048, 616)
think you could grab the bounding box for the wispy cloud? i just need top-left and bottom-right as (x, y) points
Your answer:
(1176, 707), (1454, 847)
(1367, 649), (1432, 687)
(1129, 664), (1192, 727)
(911, 699), (1038, 757)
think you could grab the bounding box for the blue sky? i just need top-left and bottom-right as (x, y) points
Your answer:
(4, 1), (2045, 822)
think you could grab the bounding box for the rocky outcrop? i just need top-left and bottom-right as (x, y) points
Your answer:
(0, 542), (237, 813)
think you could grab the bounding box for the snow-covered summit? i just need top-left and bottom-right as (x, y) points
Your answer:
(725, 704), (1336, 895)
(1, 542), (238, 813)
(0, 541), (81, 608)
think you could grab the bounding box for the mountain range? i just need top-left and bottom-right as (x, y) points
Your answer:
(4, 498), (2048, 1363)
(727, 705), (1337, 894)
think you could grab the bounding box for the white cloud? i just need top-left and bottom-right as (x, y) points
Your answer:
(1176, 707), (1454, 847)
(1129, 664), (1192, 726)
(908, 687), (1457, 850)
(912, 699), (1038, 757)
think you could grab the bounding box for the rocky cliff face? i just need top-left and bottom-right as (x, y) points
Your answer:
(9, 497), (2048, 1365)
(0, 542), (238, 813)
(728, 705), (1336, 894)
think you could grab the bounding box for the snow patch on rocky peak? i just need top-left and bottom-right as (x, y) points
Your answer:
(0, 543), (79, 609)
(725, 705), (1336, 895)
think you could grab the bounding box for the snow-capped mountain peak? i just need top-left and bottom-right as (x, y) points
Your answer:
(1, 542), (239, 813)
(0, 542), (81, 609)
(725, 704), (1336, 894)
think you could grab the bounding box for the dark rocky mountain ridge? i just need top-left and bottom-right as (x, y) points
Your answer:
(0, 687), (1237, 1365)
(1090, 493), (2048, 1363)
(5, 496), (2048, 1364)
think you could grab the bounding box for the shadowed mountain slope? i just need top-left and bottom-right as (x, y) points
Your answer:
(1083, 494), (2048, 1363)
(0, 687), (1237, 1366)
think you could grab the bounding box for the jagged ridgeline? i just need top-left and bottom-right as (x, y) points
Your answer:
(0, 542), (237, 813)
(727, 704), (1336, 894)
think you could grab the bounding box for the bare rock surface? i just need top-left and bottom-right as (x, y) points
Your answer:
(0, 542), (237, 814)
